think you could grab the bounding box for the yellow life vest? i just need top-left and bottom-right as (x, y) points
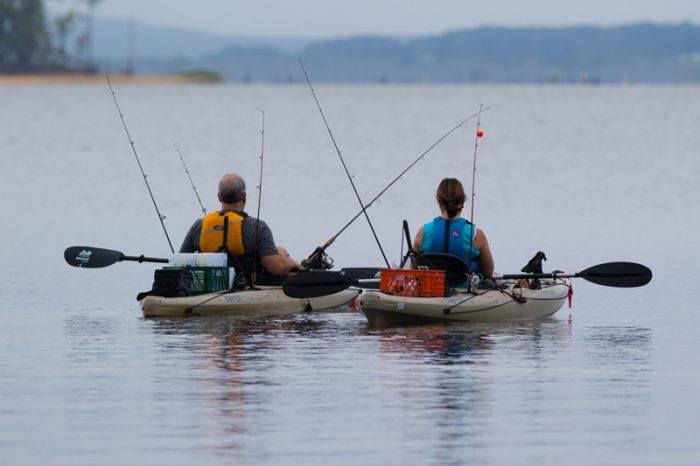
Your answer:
(199, 211), (246, 256)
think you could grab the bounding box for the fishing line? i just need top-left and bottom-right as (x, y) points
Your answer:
(174, 143), (206, 214)
(303, 106), (490, 267)
(251, 110), (265, 285)
(299, 58), (390, 268)
(106, 76), (175, 253)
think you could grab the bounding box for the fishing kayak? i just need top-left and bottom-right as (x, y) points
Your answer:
(140, 286), (360, 318)
(357, 279), (571, 325)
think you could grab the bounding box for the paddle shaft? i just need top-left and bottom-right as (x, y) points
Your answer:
(122, 255), (169, 264)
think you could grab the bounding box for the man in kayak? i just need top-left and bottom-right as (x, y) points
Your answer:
(180, 173), (303, 283)
(412, 177), (495, 280)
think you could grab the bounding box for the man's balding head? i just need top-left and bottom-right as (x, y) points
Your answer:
(218, 173), (246, 204)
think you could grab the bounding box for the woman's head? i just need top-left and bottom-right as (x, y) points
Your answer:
(436, 178), (466, 218)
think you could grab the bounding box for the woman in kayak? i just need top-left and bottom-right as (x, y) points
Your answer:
(412, 177), (495, 279)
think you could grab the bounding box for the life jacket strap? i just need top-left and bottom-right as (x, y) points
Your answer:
(443, 219), (451, 254)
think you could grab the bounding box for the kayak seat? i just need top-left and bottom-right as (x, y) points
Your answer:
(415, 253), (471, 288)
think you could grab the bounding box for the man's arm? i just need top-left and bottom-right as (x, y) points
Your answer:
(261, 250), (303, 277)
(251, 219), (302, 277)
(179, 219), (202, 253)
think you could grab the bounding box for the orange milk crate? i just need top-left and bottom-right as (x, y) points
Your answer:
(379, 269), (446, 297)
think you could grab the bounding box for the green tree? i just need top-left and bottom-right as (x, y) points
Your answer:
(54, 10), (76, 63)
(82, 0), (103, 66)
(0, 0), (49, 70)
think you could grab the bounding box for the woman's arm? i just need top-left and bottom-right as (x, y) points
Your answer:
(411, 226), (424, 268)
(412, 226), (424, 253)
(474, 228), (494, 278)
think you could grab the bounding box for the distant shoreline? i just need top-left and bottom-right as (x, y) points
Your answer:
(0, 73), (219, 85)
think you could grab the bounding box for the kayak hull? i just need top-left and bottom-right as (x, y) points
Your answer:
(140, 286), (360, 318)
(357, 280), (570, 325)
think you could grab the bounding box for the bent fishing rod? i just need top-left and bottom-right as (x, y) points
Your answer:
(299, 58), (391, 268)
(106, 76), (175, 253)
(303, 106), (491, 268)
(174, 143), (207, 214)
(251, 110), (265, 285)
(467, 104), (485, 291)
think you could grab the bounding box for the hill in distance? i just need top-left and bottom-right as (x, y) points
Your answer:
(91, 19), (700, 83)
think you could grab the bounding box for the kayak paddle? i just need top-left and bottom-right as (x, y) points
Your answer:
(64, 246), (169, 269)
(283, 261), (652, 298)
(498, 262), (652, 288)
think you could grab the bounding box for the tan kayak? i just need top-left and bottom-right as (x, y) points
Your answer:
(357, 279), (571, 325)
(140, 286), (360, 318)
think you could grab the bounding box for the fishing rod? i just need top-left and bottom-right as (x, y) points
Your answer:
(303, 106), (490, 268)
(106, 76), (175, 253)
(467, 104), (484, 291)
(174, 143), (206, 214)
(469, 104), (484, 230)
(251, 110), (265, 285)
(299, 58), (391, 268)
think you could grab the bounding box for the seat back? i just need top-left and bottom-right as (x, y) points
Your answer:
(415, 252), (471, 288)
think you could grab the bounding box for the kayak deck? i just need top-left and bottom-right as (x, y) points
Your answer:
(357, 279), (570, 325)
(140, 286), (360, 318)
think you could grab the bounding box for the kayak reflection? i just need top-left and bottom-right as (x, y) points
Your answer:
(369, 320), (574, 365)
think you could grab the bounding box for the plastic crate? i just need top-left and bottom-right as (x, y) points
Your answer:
(166, 266), (230, 295)
(379, 269), (446, 297)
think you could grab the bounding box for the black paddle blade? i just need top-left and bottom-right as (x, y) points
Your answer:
(578, 262), (652, 288)
(339, 267), (380, 280)
(282, 271), (357, 298)
(64, 246), (124, 268)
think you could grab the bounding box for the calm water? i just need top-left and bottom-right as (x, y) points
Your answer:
(1, 83), (699, 465)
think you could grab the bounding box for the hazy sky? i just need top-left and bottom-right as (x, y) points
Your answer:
(48, 0), (700, 37)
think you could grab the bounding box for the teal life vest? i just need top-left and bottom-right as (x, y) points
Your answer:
(419, 217), (480, 273)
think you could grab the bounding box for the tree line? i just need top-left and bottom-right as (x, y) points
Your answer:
(1, 0), (103, 73)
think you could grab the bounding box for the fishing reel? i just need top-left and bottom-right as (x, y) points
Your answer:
(302, 247), (334, 270)
(469, 273), (482, 290)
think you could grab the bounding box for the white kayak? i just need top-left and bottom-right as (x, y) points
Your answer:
(357, 279), (571, 325)
(140, 286), (360, 318)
